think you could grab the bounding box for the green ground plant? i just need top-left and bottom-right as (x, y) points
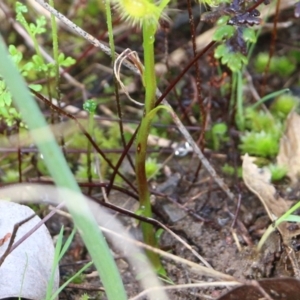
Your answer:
(80, 294), (90, 300)
(239, 92), (300, 172)
(0, 2), (75, 127)
(221, 163), (242, 178)
(206, 122), (228, 151)
(0, 45), (40, 126)
(254, 52), (296, 77)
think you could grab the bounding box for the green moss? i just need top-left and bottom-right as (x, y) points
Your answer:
(239, 131), (280, 158)
(270, 94), (299, 118)
(254, 52), (296, 77)
(206, 122), (228, 150)
(268, 164), (287, 182)
(145, 157), (161, 179)
(222, 163), (242, 177)
(244, 108), (279, 133)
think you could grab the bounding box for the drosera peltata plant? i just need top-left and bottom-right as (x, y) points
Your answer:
(108, 0), (171, 274)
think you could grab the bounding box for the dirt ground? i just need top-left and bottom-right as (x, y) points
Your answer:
(54, 154), (300, 299)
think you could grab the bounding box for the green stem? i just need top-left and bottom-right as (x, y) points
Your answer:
(87, 112), (94, 183)
(235, 70), (244, 131)
(135, 22), (162, 271)
(49, 0), (60, 97)
(49, 0), (59, 77)
(143, 23), (156, 114)
(105, 0), (116, 62)
(258, 200), (300, 251)
(257, 223), (276, 251)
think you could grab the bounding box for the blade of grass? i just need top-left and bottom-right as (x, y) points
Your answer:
(46, 226), (65, 299)
(250, 88), (290, 109)
(0, 35), (127, 300)
(50, 261), (94, 300)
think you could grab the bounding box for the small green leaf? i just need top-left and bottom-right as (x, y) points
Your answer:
(3, 91), (12, 106)
(8, 45), (18, 56)
(217, 16), (230, 26)
(0, 92), (7, 107)
(35, 16), (47, 34)
(9, 45), (23, 65)
(83, 100), (97, 114)
(282, 215), (300, 223)
(146, 105), (172, 121)
(32, 55), (48, 72)
(213, 25), (235, 41)
(225, 54), (244, 72)
(29, 84), (42, 92)
(58, 53), (76, 67)
(61, 56), (76, 67)
(15, 2), (28, 26)
(214, 44), (228, 59)
(243, 28), (257, 43)
(212, 123), (227, 136)
(155, 228), (164, 241)
(28, 16), (46, 36)
(9, 107), (20, 116)
(29, 23), (37, 33)
(22, 61), (34, 72)
(216, 48), (248, 72)
(58, 53), (65, 64)
(15, 2), (27, 14)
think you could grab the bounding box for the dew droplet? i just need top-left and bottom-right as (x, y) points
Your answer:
(148, 35), (154, 44)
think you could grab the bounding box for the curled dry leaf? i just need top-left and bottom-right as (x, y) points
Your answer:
(217, 277), (300, 300)
(242, 154), (295, 243)
(277, 111), (300, 184)
(242, 154), (291, 222)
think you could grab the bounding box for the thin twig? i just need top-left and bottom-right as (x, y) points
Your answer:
(52, 206), (236, 281)
(2, 202), (65, 261)
(0, 213), (36, 266)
